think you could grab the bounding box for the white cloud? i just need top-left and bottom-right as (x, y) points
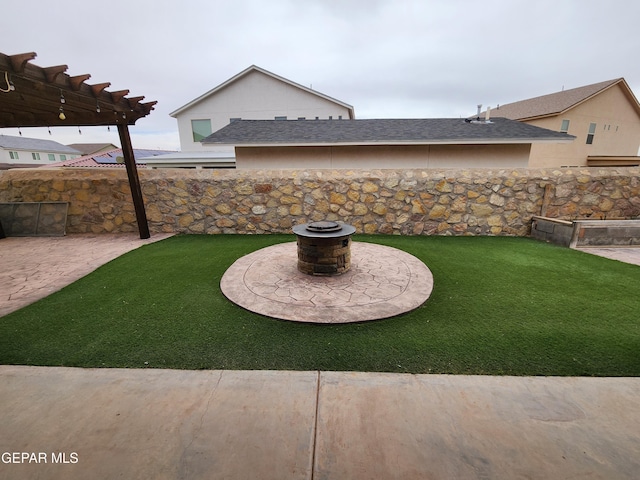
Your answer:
(2, 0), (640, 148)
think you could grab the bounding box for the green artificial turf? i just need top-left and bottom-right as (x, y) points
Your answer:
(1, 234), (639, 376)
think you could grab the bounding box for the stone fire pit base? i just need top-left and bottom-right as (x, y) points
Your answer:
(220, 242), (433, 324)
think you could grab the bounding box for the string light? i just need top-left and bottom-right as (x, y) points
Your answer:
(1, 71), (15, 93)
(96, 101), (101, 113)
(60, 89), (65, 104)
(58, 106), (66, 121)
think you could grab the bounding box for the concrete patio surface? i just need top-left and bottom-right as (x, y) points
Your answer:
(220, 241), (434, 323)
(1, 235), (640, 478)
(1, 366), (639, 480)
(0, 233), (173, 317)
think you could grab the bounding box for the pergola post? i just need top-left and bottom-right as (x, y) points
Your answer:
(117, 123), (150, 239)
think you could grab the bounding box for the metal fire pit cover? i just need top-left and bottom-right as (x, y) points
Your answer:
(293, 221), (356, 238)
(306, 221), (342, 232)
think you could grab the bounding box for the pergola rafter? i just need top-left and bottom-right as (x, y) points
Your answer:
(0, 51), (155, 239)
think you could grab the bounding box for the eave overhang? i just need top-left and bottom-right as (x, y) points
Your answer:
(217, 137), (575, 148)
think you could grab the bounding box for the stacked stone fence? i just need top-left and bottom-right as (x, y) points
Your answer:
(0, 167), (638, 237)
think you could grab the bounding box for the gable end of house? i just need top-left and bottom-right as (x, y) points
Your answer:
(170, 65), (355, 119)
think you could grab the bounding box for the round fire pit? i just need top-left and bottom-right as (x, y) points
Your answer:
(292, 221), (356, 276)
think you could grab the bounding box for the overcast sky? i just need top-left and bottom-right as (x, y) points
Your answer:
(2, 0), (640, 150)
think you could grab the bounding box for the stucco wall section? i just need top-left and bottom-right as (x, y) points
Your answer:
(526, 84), (640, 167)
(236, 144), (531, 169)
(1, 167), (638, 236)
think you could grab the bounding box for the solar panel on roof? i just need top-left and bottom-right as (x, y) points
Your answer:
(93, 149), (176, 164)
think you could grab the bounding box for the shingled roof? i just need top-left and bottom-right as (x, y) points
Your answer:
(202, 117), (575, 146)
(486, 78), (639, 121)
(0, 134), (80, 154)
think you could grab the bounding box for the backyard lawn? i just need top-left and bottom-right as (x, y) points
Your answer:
(1, 234), (639, 376)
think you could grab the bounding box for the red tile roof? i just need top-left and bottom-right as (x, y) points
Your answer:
(44, 148), (177, 168)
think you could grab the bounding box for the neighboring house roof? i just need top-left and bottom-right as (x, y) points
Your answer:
(0, 135), (81, 154)
(202, 118), (575, 147)
(170, 65), (355, 119)
(66, 143), (119, 156)
(44, 148), (177, 168)
(485, 78), (640, 121)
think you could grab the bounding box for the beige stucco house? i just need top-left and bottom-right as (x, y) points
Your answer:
(169, 65), (354, 155)
(484, 78), (640, 167)
(202, 118), (574, 169)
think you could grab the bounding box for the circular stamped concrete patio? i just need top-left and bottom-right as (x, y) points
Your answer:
(220, 242), (434, 323)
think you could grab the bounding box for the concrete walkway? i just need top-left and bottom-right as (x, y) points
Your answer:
(1, 366), (640, 480)
(574, 245), (640, 266)
(1, 235), (640, 479)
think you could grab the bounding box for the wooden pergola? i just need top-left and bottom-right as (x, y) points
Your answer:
(0, 51), (156, 239)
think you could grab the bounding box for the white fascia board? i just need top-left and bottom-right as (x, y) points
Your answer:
(143, 152), (235, 160)
(144, 158), (236, 166)
(144, 160), (236, 169)
(222, 138), (574, 148)
(144, 158), (235, 164)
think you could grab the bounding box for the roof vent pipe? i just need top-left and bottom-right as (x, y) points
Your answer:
(476, 104), (482, 119)
(485, 107), (491, 122)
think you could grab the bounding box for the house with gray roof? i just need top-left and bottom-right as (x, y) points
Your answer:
(0, 135), (81, 170)
(170, 65), (354, 156)
(483, 78), (640, 167)
(202, 117), (574, 169)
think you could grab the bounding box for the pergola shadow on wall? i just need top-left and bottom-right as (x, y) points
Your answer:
(0, 51), (156, 239)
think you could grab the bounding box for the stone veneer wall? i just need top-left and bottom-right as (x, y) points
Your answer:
(0, 167), (638, 236)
